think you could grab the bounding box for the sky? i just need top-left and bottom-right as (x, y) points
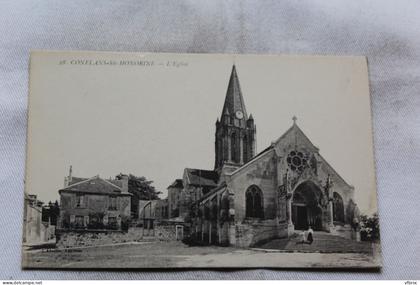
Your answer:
(26, 51), (377, 214)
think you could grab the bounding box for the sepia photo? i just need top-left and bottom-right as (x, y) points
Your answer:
(22, 51), (381, 268)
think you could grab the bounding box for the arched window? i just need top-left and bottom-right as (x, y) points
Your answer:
(333, 192), (345, 223)
(245, 186), (264, 218)
(231, 132), (238, 163)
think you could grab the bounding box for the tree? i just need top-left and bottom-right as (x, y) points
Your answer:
(359, 213), (380, 242)
(115, 174), (161, 219)
(125, 174), (161, 200)
(41, 200), (60, 226)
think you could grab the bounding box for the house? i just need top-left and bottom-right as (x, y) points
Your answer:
(58, 167), (132, 231)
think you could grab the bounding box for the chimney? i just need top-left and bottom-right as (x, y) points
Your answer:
(69, 165), (73, 183)
(64, 165), (72, 187)
(120, 174), (129, 193)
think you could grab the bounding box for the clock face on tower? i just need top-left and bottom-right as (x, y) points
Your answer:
(235, 110), (244, 119)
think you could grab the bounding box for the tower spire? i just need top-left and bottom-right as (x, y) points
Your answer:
(215, 65), (256, 172)
(220, 65), (248, 119)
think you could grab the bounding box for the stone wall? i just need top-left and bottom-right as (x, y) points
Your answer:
(24, 202), (56, 244)
(155, 224), (179, 241)
(24, 203), (43, 244)
(56, 228), (143, 248)
(56, 224), (182, 248)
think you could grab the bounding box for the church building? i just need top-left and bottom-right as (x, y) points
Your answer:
(170, 65), (360, 247)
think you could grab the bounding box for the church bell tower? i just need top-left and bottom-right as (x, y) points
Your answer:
(215, 65), (256, 174)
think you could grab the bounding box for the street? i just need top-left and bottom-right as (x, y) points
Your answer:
(23, 240), (381, 269)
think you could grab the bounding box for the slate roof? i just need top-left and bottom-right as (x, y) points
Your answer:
(109, 179), (123, 188)
(185, 168), (219, 187)
(168, 179), (183, 189)
(68, 176), (123, 188)
(59, 176), (131, 196)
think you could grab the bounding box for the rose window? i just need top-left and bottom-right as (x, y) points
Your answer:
(287, 150), (307, 172)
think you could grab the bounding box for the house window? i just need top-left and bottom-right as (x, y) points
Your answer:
(109, 196), (117, 210)
(75, 215), (84, 228)
(245, 185), (264, 219)
(76, 194), (85, 208)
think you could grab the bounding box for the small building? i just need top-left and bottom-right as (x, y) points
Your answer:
(23, 193), (55, 245)
(167, 169), (219, 221)
(58, 167), (132, 231)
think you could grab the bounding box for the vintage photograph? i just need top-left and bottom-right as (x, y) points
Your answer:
(22, 51), (381, 268)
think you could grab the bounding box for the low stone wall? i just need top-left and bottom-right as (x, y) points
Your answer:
(155, 224), (177, 241)
(56, 224), (183, 248)
(56, 228), (144, 248)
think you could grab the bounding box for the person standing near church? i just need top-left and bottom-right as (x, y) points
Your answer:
(307, 226), (314, 244)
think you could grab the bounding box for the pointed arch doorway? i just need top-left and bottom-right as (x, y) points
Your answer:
(292, 180), (324, 231)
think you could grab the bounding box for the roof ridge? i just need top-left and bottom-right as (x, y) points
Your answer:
(273, 123), (318, 151)
(61, 176), (95, 190)
(102, 177), (123, 191)
(273, 124), (295, 145)
(60, 175), (123, 192)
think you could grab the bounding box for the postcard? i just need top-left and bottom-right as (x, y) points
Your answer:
(22, 51), (381, 268)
